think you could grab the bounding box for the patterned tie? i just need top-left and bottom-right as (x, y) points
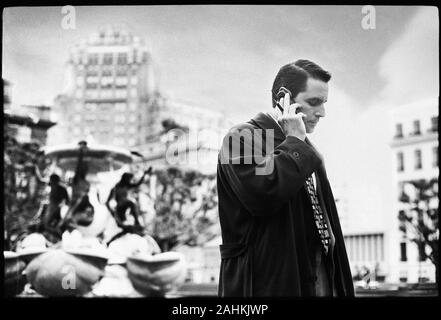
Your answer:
(305, 175), (330, 255)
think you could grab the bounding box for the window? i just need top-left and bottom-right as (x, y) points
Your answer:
(84, 103), (97, 111)
(133, 49), (139, 63)
(413, 120), (421, 135)
(102, 68), (113, 77)
(115, 115), (126, 123)
(86, 65), (99, 75)
(397, 152), (404, 172)
(76, 77), (84, 86)
(398, 210), (407, 234)
(88, 53), (99, 65)
(115, 77), (128, 87)
(430, 116), (438, 132)
(103, 53), (113, 65)
(115, 103), (126, 111)
(130, 88), (137, 98)
(433, 147), (438, 168)
(84, 114), (96, 122)
(400, 242), (407, 262)
(115, 126), (125, 134)
(130, 77), (138, 85)
(103, 114), (111, 121)
(86, 90), (98, 99)
(115, 89), (127, 98)
(74, 115), (81, 123)
(116, 67), (127, 77)
(86, 76), (99, 84)
(86, 82), (98, 89)
(128, 138), (136, 146)
(142, 52), (148, 62)
(75, 89), (83, 99)
(129, 114), (137, 123)
(117, 53), (127, 65)
(418, 243), (426, 262)
(414, 149), (422, 170)
(101, 77), (113, 87)
(129, 103), (137, 111)
(395, 123), (403, 138)
(101, 90), (113, 99)
(98, 103), (111, 111)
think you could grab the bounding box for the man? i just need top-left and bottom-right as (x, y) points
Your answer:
(217, 59), (354, 297)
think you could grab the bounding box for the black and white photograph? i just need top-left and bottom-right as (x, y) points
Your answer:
(2, 4), (439, 303)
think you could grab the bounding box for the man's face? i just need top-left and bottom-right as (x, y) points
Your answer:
(294, 77), (328, 133)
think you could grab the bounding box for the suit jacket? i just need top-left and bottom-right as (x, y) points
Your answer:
(217, 112), (354, 297)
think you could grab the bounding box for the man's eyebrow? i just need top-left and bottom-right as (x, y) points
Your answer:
(306, 97), (327, 102)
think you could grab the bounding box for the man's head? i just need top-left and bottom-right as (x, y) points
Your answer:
(271, 59), (331, 133)
(120, 172), (134, 185)
(49, 174), (61, 185)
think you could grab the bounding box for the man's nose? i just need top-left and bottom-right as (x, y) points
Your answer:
(315, 105), (326, 118)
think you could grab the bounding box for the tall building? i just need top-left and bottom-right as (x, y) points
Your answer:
(333, 98), (438, 284)
(49, 26), (156, 147)
(388, 98), (438, 283)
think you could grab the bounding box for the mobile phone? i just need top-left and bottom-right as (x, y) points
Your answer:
(275, 87), (302, 113)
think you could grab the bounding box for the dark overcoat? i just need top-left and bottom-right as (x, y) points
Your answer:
(217, 112), (354, 297)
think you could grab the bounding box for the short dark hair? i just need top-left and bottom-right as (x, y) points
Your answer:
(119, 172), (134, 186)
(49, 174), (61, 185)
(271, 59), (331, 108)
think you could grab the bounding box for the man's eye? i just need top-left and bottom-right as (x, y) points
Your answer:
(307, 99), (321, 106)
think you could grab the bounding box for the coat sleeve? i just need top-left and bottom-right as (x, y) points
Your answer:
(218, 126), (322, 216)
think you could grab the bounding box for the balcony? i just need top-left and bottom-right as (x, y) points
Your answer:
(390, 130), (438, 148)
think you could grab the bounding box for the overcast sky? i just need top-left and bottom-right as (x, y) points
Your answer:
(3, 6), (438, 230)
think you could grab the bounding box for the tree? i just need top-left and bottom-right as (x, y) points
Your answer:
(398, 178), (439, 284)
(3, 135), (50, 250)
(148, 167), (219, 251)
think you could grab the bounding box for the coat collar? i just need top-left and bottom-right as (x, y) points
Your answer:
(249, 112), (286, 145)
(305, 136), (327, 177)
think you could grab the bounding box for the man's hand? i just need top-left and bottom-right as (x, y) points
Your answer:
(277, 92), (307, 141)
